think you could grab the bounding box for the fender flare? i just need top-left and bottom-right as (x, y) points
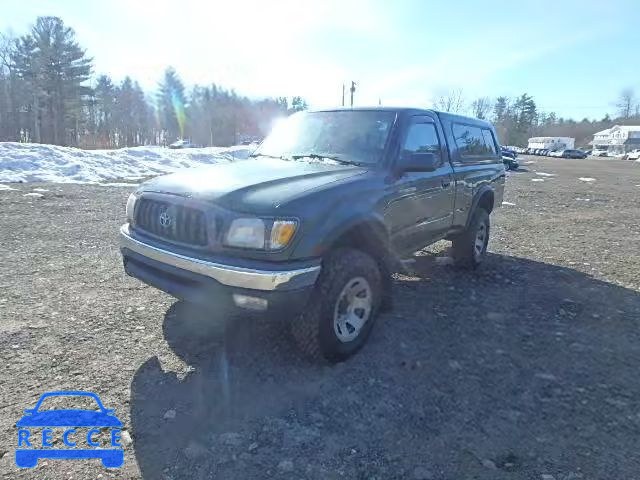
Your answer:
(316, 213), (396, 270)
(466, 186), (495, 229)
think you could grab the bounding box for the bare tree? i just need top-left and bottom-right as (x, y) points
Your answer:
(471, 97), (492, 119)
(0, 32), (17, 141)
(433, 88), (464, 113)
(616, 88), (635, 119)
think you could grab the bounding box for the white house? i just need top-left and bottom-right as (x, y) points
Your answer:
(527, 137), (575, 151)
(590, 125), (640, 154)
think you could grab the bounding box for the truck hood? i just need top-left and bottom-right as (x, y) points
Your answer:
(140, 158), (366, 213)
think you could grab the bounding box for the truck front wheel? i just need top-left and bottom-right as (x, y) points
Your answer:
(290, 248), (382, 362)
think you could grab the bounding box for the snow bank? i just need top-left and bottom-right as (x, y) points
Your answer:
(0, 142), (252, 183)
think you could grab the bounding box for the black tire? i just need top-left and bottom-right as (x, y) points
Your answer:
(290, 248), (382, 362)
(451, 208), (490, 269)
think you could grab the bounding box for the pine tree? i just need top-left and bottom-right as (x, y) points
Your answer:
(11, 16), (92, 145)
(157, 67), (186, 143)
(289, 96), (308, 113)
(93, 75), (116, 147)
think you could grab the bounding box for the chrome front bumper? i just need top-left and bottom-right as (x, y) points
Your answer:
(119, 224), (321, 291)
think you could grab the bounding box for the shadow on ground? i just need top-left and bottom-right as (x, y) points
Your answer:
(130, 253), (640, 479)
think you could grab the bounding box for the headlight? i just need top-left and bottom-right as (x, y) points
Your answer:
(225, 218), (266, 249)
(125, 193), (138, 223)
(224, 218), (298, 250)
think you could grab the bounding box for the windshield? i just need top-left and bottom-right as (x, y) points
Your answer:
(254, 110), (396, 165)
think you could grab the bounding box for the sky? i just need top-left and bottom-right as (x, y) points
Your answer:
(2, 0), (639, 120)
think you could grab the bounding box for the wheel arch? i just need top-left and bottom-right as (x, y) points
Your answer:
(320, 216), (396, 308)
(466, 187), (494, 229)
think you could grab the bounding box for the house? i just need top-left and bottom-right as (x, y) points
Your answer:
(527, 137), (575, 151)
(590, 125), (640, 155)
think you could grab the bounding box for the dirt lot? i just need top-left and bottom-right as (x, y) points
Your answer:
(1, 156), (640, 479)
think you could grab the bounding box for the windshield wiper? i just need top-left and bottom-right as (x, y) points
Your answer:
(248, 153), (289, 160)
(291, 153), (361, 166)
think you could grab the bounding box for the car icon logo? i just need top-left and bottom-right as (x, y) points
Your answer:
(159, 208), (173, 228)
(15, 391), (124, 468)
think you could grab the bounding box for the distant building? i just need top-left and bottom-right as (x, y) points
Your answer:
(590, 125), (640, 155)
(527, 137), (575, 151)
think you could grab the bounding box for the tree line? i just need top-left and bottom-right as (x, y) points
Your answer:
(0, 16), (307, 148)
(1, 16), (638, 149)
(436, 89), (640, 147)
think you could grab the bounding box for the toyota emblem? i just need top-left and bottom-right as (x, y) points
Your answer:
(159, 208), (173, 228)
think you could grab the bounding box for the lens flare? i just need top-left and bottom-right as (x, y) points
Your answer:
(171, 92), (186, 137)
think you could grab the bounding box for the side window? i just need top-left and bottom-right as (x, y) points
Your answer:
(481, 129), (497, 155)
(452, 123), (493, 159)
(403, 123), (441, 159)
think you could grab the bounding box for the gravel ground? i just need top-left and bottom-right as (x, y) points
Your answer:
(1, 156), (640, 479)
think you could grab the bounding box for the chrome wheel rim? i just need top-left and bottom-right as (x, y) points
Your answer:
(333, 277), (372, 343)
(474, 222), (488, 260)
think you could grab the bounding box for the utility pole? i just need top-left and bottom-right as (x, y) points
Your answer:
(350, 81), (356, 108)
(342, 83), (345, 106)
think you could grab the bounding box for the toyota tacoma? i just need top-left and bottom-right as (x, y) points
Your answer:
(120, 108), (505, 361)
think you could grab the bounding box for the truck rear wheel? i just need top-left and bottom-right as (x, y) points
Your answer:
(290, 248), (382, 362)
(452, 208), (490, 269)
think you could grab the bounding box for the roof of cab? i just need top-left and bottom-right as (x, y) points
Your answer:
(308, 106), (495, 129)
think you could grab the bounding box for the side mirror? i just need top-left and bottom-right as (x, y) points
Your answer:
(395, 152), (439, 174)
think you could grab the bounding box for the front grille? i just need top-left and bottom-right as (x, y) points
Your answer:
(135, 198), (208, 247)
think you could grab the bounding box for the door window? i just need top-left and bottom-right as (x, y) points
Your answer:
(403, 123), (441, 161)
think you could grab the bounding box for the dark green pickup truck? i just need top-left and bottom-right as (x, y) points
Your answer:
(120, 108), (505, 361)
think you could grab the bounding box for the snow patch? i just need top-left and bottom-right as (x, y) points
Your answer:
(579, 177), (596, 182)
(100, 182), (140, 188)
(23, 192), (44, 198)
(502, 201), (516, 206)
(535, 172), (556, 177)
(0, 142), (252, 183)
(31, 188), (49, 192)
(0, 184), (17, 191)
(531, 178), (545, 182)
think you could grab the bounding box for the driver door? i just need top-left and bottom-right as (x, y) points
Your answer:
(386, 116), (455, 255)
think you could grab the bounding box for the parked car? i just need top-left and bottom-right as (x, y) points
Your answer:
(120, 108), (505, 361)
(168, 139), (202, 149)
(502, 155), (519, 170)
(625, 149), (640, 160)
(549, 150), (563, 157)
(561, 149), (588, 159)
(592, 148), (608, 157)
(501, 147), (517, 160)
